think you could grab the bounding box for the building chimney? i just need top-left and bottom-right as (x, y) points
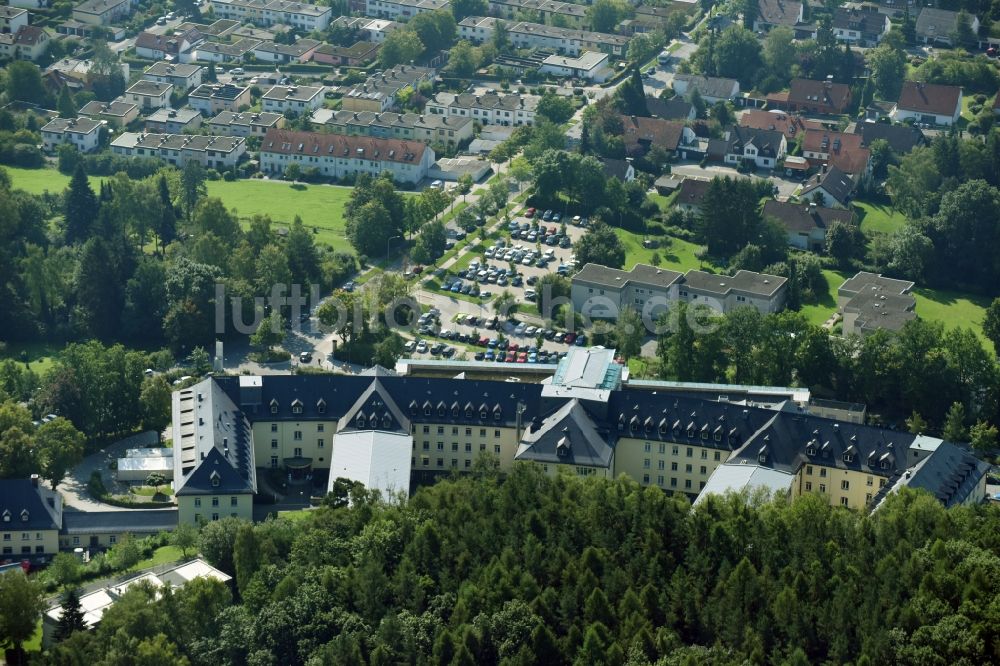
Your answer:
(30, 474), (39, 487)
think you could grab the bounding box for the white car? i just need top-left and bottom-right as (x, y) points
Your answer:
(416, 341), (428, 353)
(404, 340), (416, 352)
(514, 323), (527, 336)
(525, 326), (537, 336)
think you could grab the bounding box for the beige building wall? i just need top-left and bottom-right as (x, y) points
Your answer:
(409, 423), (521, 473)
(253, 420), (337, 471)
(177, 493), (252, 525)
(1, 529), (58, 556)
(525, 459), (611, 479)
(793, 463), (888, 509)
(614, 436), (727, 494)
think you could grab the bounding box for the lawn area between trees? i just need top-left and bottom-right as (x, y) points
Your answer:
(616, 228), (705, 273)
(853, 200), (907, 236)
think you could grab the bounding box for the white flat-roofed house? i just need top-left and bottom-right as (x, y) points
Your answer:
(40, 117), (102, 153)
(680, 269), (788, 314)
(318, 109), (474, 147)
(425, 91), (538, 126)
(78, 99), (139, 128)
(208, 110), (285, 137)
(330, 16), (400, 42)
(143, 61), (204, 92)
(188, 82), (253, 114)
(252, 38), (320, 63)
(194, 37), (261, 63)
(365, 0), (450, 20)
(145, 107), (203, 133)
(571, 263), (684, 320)
(124, 80), (173, 111)
(72, 0), (132, 25)
(111, 132), (247, 169)
(262, 0), (331, 30)
(0, 7), (29, 34)
(539, 51), (611, 82)
(261, 84), (324, 114)
(259, 128), (434, 184)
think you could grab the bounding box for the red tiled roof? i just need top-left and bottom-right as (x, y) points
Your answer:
(261, 128), (427, 165)
(787, 78), (852, 113)
(896, 81), (961, 117)
(802, 130), (870, 174)
(619, 115), (685, 152)
(740, 110), (823, 140)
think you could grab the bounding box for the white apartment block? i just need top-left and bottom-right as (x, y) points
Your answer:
(111, 132), (247, 170)
(124, 80), (173, 111)
(458, 16), (629, 57)
(208, 110), (285, 137)
(261, 84), (324, 114)
(209, 0), (331, 30)
(142, 61), (204, 92)
(188, 83), (253, 114)
(0, 7), (29, 34)
(72, 0), (133, 25)
(365, 0), (450, 21)
(259, 128), (434, 184)
(425, 91), (538, 126)
(40, 117), (102, 153)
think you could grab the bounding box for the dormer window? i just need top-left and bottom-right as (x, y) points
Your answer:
(1, 510), (9, 523)
(424, 406), (431, 416)
(356, 414), (366, 428)
(382, 414), (391, 428)
(880, 460), (889, 470)
(452, 403), (460, 418)
(659, 422), (667, 435)
(270, 399), (279, 415)
(317, 399), (327, 414)
(494, 408), (502, 421)
(437, 403), (446, 417)
(806, 445), (816, 456)
(843, 453), (854, 463)
(20, 510), (28, 522)
(291, 399), (303, 415)
(409, 401), (418, 416)
(480, 409), (488, 419)
(466, 407), (474, 419)
(630, 419), (639, 433)
(686, 427), (694, 439)
(210, 471), (221, 487)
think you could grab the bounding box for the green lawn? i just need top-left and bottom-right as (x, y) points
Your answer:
(650, 191), (677, 212)
(25, 619), (42, 652)
(0, 341), (62, 375)
(800, 269), (853, 327)
(278, 508), (315, 522)
(5, 166), (73, 195)
(206, 180), (355, 251)
(853, 200), (907, 236)
(132, 544), (184, 571)
(913, 287), (990, 341)
(616, 229), (705, 273)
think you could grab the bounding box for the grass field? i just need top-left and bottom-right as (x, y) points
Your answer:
(6, 166), (73, 194)
(207, 179), (355, 251)
(914, 287), (990, 341)
(617, 228), (706, 273)
(132, 545), (185, 571)
(1, 341), (62, 375)
(853, 200), (907, 236)
(800, 269), (853, 327)
(278, 508), (315, 522)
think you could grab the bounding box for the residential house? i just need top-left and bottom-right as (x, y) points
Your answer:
(488, 0), (586, 29)
(891, 81), (962, 126)
(365, 0), (450, 20)
(571, 263), (684, 320)
(124, 80), (173, 111)
(209, 0), (332, 30)
(0, 476), (62, 558)
(833, 4), (891, 45)
(143, 61), (204, 92)
(458, 18), (630, 57)
(619, 115), (692, 157)
(317, 109), (474, 146)
(754, 0), (803, 32)
(853, 120), (926, 154)
(134, 29), (200, 61)
(672, 74), (740, 104)
(720, 125), (787, 169)
(838, 271), (916, 336)
(194, 38), (262, 63)
(262, 84), (324, 114)
(0, 7), (29, 34)
(331, 16), (400, 42)
(311, 41), (380, 66)
(111, 132), (247, 169)
(259, 128), (435, 183)
(145, 107), (203, 133)
(799, 165), (856, 208)
(41, 116), (102, 153)
(915, 7), (979, 45)
(0, 25), (50, 61)
(341, 64), (434, 112)
(600, 157), (635, 182)
(252, 38), (321, 63)
(79, 99), (139, 128)
(188, 83), (252, 114)
(801, 129), (871, 176)
(680, 270), (789, 314)
(426, 91), (539, 126)
(675, 177), (711, 214)
(762, 199), (855, 251)
(645, 96), (695, 121)
(776, 78), (853, 115)
(208, 110), (285, 137)
(539, 52), (611, 82)
(739, 109), (824, 142)
(72, 0), (132, 25)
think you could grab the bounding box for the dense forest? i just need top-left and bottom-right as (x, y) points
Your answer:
(26, 466), (1000, 665)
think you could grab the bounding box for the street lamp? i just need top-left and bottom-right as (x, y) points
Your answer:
(386, 235), (401, 266)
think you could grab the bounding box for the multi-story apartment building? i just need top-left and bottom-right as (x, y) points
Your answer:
(488, 0), (586, 29)
(259, 128), (434, 183)
(0, 6), (29, 34)
(40, 117), (102, 153)
(331, 15), (400, 42)
(72, 0), (133, 25)
(261, 84), (324, 114)
(0, 476), (62, 557)
(188, 82), (252, 114)
(425, 91), (538, 126)
(317, 109), (474, 147)
(145, 107), (204, 133)
(110, 132), (247, 169)
(194, 37), (261, 63)
(124, 80), (173, 111)
(252, 38), (320, 63)
(0, 25), (50, 62)
(364, 0), (450, 21)
(142, 61), (204, 92)
(458, 16), (629, 57)
(209, 0), (332, 30)
(341, 64), (435, 112)
(171, 348), (990, 521)
(208, 110), (285, 137)
(79, 99), (139, 128)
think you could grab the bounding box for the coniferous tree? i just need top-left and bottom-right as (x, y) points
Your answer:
(63, 163), (98, 244)
(54, 588), (86, 642)
(156, 174), (177, 251)
(57, 86), (77, 118)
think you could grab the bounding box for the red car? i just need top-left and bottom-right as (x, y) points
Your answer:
(478, 337), (490, 346)
(505, 351), (516, 362)
(517, 352), (528, 363)
(564, 333), (576, 344)
(508, 343), (519, 353)
(525, 208), (536, 218)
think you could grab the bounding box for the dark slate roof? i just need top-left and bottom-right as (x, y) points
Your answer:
(516, 399), (613, 467)
(756, 0), (802, 27)
(682, 269), (787, 298)
(600, 157), (631, 181)
(62, 510), (177, 534)
(832, 5), (887, 40)
(674, 74), (739, 100)
(895, 81), (962, 117)
(727, 125), (785, 158)
(0, 479), (61, 531)
(854, 121), (926, 154)
(788, 78), (852, 113)
(800, 165), (855, 205)
(676, 177), (711, 206)
(762, 199), (855, 234)
(645, 96), (693, 120)
(877, 440), (989, 508)
(175, 447), (254, 496)
(337, 378), (411, 434)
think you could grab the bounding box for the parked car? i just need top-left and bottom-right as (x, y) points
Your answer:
(416, 341), (428, 353)
(404, 340), (417, 352)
